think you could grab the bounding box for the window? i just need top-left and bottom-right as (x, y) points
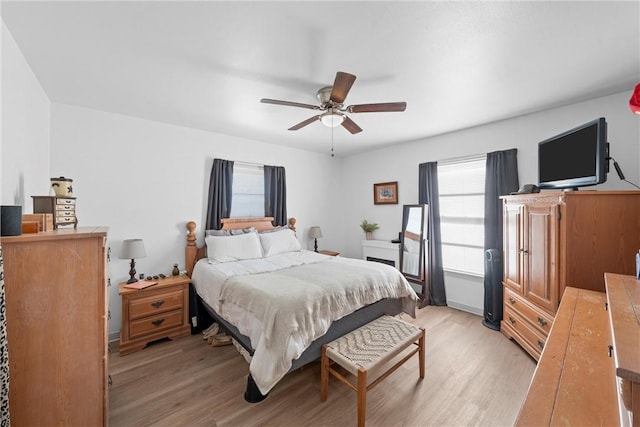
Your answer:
(437, 155), (486, 276)
(230, 164), (265, 217)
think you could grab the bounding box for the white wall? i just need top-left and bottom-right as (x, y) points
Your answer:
(1, 20), (50, 207)
(341, 90), (640, 314)
(49, 103), (342, 338)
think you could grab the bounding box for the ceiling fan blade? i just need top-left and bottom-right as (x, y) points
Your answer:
(261, 98), (320, 110)
(288, 115), (320, 131)
(330, 72), (356, 104)
(348, 102), (407, 113)
(341, 116), (363, 134)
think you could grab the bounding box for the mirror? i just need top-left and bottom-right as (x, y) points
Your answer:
(399, 204), (428, 294)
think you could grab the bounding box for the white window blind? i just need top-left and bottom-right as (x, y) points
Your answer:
(437, 155), (486, 276)
(230, 164), (265, 217)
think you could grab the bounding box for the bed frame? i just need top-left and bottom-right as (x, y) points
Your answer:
(184, 217), (405, 402)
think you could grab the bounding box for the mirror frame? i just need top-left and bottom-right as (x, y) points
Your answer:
(399, 204), (428, 282)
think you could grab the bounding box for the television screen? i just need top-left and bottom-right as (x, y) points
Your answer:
(538, 118), (608, 190)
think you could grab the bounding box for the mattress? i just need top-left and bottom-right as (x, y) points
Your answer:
(191, 250), (417, 394)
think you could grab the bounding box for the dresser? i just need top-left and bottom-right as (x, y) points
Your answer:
(1, 227), (109, 426)
(118, 274), (191, 355)
(515, 275), (639, 426)
(501, 191), (640, 360)
(32, 195), (78, 229)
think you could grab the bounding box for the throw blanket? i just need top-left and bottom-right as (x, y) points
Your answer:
(218, 257), (417, 394)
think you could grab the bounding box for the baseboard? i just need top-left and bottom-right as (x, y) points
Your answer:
(447, 301), (483, 316)
(109, 331), (120, 342)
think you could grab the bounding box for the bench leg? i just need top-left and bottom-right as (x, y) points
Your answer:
(357, 368), (367, 427)
(321, 345), (329, 402)
(419, 328), (425, 379)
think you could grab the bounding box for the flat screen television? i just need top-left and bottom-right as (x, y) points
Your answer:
(538, 117), (608, 190)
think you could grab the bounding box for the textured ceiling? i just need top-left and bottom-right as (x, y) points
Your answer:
(2, 1), (639, 156)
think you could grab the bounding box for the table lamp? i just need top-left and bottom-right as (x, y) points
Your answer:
(120, 239), (146, 283)
(309, 226), (322, 252)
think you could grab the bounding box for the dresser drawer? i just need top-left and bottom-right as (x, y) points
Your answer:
(504, 306), (546, 357)
(504, 287), (553, 336)
(55, 204), (75, 212)
(56, 216), (76, 224)
(56, 209), (76, 217)
(129, 309), (183, 339)
(129, 289), (184, 319)
(56, 198), (76, 206)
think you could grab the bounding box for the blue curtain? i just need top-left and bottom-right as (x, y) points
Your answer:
(205, 159), (234, 230)
(483, 148), (519, 329)
(0, 244), (10, 426)
(418, 162), (446, 307)
(264, 165), (287, 227)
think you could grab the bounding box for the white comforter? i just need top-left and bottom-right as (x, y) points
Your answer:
(192, 250), (418, 394)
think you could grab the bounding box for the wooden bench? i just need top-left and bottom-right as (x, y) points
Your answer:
(320, 315), (425, 427)
(515, 287), (619, 425)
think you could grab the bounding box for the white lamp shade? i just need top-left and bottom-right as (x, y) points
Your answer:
(120, 239), (146, 259)
(309, 226), (323, 239)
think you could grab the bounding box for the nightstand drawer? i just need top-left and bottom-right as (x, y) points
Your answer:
(129, 310), (183, 339)
(129, 289), (183, 319)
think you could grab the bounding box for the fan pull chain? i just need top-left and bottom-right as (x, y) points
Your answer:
(331, 125), (335, 157)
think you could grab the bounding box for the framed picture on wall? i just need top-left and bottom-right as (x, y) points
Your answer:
(373, 181), (398, 205)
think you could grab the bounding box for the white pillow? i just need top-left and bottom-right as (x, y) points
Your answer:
(259, 228), (301, 257)
(205, 232), (263, 263)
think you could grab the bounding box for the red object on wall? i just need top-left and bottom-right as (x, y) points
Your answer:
(630, 83), (640, 114)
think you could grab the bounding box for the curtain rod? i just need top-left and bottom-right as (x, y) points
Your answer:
(233, 160), (264, 168)
(436, 152), (487, 166)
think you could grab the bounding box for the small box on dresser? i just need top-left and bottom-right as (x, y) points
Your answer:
(119, 274), (191, 355)
(32, 195), (78, 229)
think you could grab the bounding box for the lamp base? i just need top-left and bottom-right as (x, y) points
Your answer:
(127, 259), (138, 284)
(314, 238), (319, 253)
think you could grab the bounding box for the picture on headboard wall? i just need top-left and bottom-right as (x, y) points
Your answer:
(374, 181), (398, 205)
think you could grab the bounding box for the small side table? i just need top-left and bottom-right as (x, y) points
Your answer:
(319, 250), (340, 257)
(118, 274), (191, 355)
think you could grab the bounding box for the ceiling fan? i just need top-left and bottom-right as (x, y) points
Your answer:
(260, 71), (406, 134)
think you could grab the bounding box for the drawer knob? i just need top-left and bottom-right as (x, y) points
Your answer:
(537, 340), (545, 351)
(508, 297), (516, 305)
(509, 316), (516, 325)
(151, 319), (165, 327)
(151, 300), (165, 309)
(537, 317), (547, 327)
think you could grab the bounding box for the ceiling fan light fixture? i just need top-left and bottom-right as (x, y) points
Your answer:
(320, 111), (345, 128)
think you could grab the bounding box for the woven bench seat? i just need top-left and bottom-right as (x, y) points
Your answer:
(321, 315), (425, 427)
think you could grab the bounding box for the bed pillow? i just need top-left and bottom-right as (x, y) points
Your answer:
(205, 231), (263, 263)
(259, 228), (301, 257)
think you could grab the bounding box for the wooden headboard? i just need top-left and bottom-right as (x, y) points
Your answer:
(185, 217), (297, 277)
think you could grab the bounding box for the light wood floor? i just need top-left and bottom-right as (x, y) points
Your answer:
(109, 306), (536, 426)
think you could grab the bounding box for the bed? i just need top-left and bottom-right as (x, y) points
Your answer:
(185, 217), (418, 402)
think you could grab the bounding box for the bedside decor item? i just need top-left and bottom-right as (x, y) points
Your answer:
(120, 239), (146, 284)
(309, 226), (323, 252)
(360, 219), (379, 240)
(172, 263), (180, 276)
(373, 181), (398, 205)
(1, 205), (22, 236)
(50, 176), (73, 197)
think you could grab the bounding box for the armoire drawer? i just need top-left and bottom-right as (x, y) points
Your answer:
(504, 287), (554, 336)
(504, 306), (547, 357)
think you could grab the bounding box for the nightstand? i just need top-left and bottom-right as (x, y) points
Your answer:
(118, 274), (191, 355)
(319, 250), (340, 257)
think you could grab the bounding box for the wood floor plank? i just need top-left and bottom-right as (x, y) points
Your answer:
(109, 306), (536, 426)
